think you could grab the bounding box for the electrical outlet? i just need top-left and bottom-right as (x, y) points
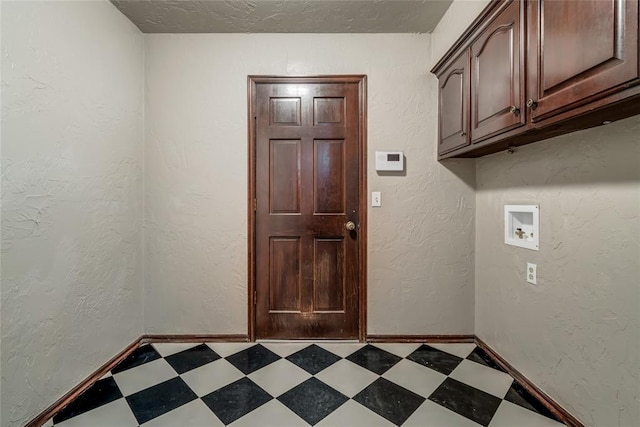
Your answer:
(526, 262), (537, 285)
(372, 191), (381, 207)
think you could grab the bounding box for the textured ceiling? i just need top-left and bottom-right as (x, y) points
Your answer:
(110, 0), (453, 33)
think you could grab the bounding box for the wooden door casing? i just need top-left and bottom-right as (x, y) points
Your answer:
(438, 51), (470, 155)
(470, 0), (526, 143)
(248, 76), (367, 340)
(528, 0), (639, 122)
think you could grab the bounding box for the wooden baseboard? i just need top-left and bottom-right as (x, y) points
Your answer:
(25, 334), (249, 426)
(366, 334), (475, 343)
(141, 334), (250, 343)
(475, 337), (584, 427)
(25, 337), (143, 427)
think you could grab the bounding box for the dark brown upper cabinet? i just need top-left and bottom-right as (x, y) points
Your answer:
(527, 0), (639, 122)
(432, 0), (640, 159)
(471, 0), (526, 144)
(438, 51), (470, 155)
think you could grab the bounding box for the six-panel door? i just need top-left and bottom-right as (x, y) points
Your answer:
(254, 82), (361, 339)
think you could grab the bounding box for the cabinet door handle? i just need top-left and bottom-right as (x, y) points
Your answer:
(509, 106), (520, 115)
(526, 99), (538, 110)
(460, 131), (467, 137)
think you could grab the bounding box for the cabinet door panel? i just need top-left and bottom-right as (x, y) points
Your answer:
(529, 0), (639, 121)
(438, 51), (469, 155)
(470, 0), (525, 143)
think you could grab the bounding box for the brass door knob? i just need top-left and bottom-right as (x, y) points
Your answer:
(345, 221), (356, 231)
(510, 106), (520, 115)
(526, 99), (538, 109)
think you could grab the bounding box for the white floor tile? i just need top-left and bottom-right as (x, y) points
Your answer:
(449, 359), (514, 398)
(206, 342), (255, 357)
(140, 399), (224, 427)
(382, 359), (447, 397)
(429, 343), (477, 359)
(113, 359), (177, 396)
(152, 342), (201, 357)
(100, 371), (112, 380)
(317, 399), (395, 427)
(316, 342), (365, 358)
(261, 342), (313, 358)
(489, 401), (565, 427)
(55, 399), (138, 427)
(315, 359), (378, 397)
(50, 340), (566, 427)
(248, 359), (311, 397)
(228, 400), (305, 427)
(403, 400), (482, 427)
(43, 419), (54, 427)
(180, 358), (244, 397)
(371, 343), (422, 358)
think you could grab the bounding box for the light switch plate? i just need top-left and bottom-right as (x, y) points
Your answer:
(372, 192), (381, 207)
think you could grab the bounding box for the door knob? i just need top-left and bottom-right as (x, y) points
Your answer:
(509, 106), (520, 115)
(526, 99), (538, 110)
(345, 221), (356, 231)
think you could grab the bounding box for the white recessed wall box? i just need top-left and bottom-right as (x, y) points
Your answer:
(504, 205), (539, 251)
(375, 151), (404, 171)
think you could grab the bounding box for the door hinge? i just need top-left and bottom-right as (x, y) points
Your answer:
(253, 198), (257, 211)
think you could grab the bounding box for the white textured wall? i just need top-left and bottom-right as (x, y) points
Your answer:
(475, 116), (640, 427)
(1, 1), (144, 425)
(430, 0), (490, 68)
(144, 33), (476, 335)
(433, 2), (640, 425)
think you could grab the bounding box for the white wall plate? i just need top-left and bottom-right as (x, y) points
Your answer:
(505, 205), (539, 251)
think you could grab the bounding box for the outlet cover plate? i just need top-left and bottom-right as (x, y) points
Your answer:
(527, 263), (537, 285)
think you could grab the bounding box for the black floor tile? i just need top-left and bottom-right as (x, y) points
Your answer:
(429, 377), (502, 427)
(202, 377), (272, 425)
(353, 377), (425, 426)
(52, 377), (123, 424)
(406, 344), (463, 375)
(278, 377), (348, 426)
(225, 344), (281, 375)
(286, 344), (341, 375)
(125, 377), (197, 424)
(504, 381), (561, 422)
(466, 347), (506, 372)
(111, 344), (162, 374)
(48, 341), (569, 427)
(345, 344), (402, 375)
(165, 343), (220, 374)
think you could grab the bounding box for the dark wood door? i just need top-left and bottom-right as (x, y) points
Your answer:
(528, 0), (639, 122)
(470, 0), (525, 143)
(252, 78), (364, 339)
(438, 51), (470, 155)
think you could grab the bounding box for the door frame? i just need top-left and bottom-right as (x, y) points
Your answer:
(247, 75), (368, 342)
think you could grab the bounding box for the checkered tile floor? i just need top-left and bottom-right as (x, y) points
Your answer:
(45, 342), (567, 426)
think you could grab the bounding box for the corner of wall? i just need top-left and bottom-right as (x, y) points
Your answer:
(141, 33), (148, 336)
(1, 1), (145, 424)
